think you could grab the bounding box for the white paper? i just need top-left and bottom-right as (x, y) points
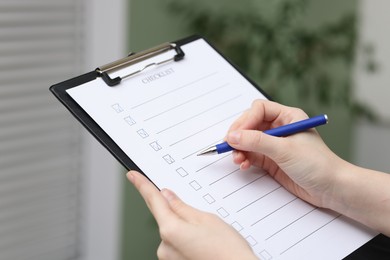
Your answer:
(67, 39), (376, 259)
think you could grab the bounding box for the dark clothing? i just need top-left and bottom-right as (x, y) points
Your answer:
(344, 234), (390, 259)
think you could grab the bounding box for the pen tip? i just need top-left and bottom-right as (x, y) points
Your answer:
(197, 150), (209, 156)
(197, 146), (217, 156)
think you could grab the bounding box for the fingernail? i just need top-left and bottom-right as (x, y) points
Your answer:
(240, 162), (245, 170)
(228, 131), (241, 144)
(126, 171), (135, 184)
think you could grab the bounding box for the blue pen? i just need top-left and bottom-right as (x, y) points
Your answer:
(197, 114), (328, 156)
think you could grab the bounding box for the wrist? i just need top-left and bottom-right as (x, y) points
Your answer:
(324, 159), (373, 220)
(321, 157), (355, 212)
(326, 163), (390, 234)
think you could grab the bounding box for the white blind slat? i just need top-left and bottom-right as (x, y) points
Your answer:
(0, 53), (77, 71)
(0, 65), (75, 85)
(0, 39), (76, 56)
(0, 156), (77, 181)
(0, 0), (84, 259)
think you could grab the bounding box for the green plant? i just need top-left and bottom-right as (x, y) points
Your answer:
(166, 0), (377, 119)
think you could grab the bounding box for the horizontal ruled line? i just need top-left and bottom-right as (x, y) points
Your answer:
(131, 71), (218, 109)
(263, 207), (318, 238)
(236, 185), (282, 213)
(146, 83), (231, 122)
(195, 154), (231, 173)
(182, 139), (222, 160)
(156, 94), (241, 135)
(280, 214), (341, 255)
(223, 175), (264, 199)
(209, 168), (240, 186)
(169, 111), (242, 147)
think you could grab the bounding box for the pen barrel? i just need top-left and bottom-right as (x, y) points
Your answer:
(264, 114), (328, 137)
(216, 142), (234, 154)
(213, 114), (327, 155)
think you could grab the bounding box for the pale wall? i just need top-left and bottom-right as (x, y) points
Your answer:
(353, 0), (390, 172)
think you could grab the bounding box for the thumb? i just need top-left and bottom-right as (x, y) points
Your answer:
(227, 129), (288, 162)
(161, 189), (202, 221)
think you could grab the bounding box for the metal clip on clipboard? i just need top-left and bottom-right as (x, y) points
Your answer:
(96, 43), (185, 87)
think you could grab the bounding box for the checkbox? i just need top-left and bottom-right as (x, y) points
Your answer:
(124, 116), (136, 126)
(176, 167), (188, 177)
(137, 129), (149, 138)
(189, 181), (202, 191)
(246, 235), (257, 246)
(259, 250), (272, 260)
(149, 141), (162, 151)
(231, 221), (243, 232)
(111, 103), (124, 113)
(162, 154), (175, 164)
(217, 207), (229, 218)
(203, 193), (215, 204)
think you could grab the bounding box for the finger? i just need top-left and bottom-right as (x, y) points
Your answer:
(161, 189), (203, 222)
(247, 100), (281, 130)
(232, 151), (253, 171)
(228, 100), (283, 133)
(232, 150), (245, 165)
(227, 108), (251, 133)
(227, 129), (289, 162)
(127, 171), (177, 225)
(240, 159), (252, 170)
(157, 241), (183, 260)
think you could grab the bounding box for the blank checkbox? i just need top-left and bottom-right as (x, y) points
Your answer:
(203, 194), (215, 204)
(246, 235), (257, 246)
(259, 250), (272, 260)
(217, 207), (229, 218)
(231, 221), (243, 232)
(189, 181), (202, 191)
(176, 167), (188, 177)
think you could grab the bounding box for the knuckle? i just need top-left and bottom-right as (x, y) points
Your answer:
(168, 198), (183, 212)
(169, 198), (192, 218)
(252, 99), (264, 107)
(251, 99), (263, 112)
(158, 222), (177, 242)
(289, 107), (307, 120)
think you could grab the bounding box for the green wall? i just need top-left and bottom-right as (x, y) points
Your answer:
(121, 1), (357, 259)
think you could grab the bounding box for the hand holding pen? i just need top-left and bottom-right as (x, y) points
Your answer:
(198, 114), (328, 156)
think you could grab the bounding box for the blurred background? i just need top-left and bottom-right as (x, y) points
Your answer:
(0, 0), (389, 259)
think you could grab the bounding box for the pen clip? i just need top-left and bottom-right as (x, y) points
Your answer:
(96, 43), (185, 87)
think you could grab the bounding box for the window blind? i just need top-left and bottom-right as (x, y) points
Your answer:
(0, 1), (84, 259)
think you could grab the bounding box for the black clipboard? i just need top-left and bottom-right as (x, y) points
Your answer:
(50, 35), (269, 173)
(50, 35), (387, 259)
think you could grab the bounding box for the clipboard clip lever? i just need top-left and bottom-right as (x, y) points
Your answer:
(96, 43), (185, 87)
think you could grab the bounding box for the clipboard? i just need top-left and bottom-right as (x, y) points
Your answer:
(50, 35), (268, 172)
(50, 35), (383, 259)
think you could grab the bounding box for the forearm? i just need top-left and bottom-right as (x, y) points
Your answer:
(328, 161), (390, 236)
